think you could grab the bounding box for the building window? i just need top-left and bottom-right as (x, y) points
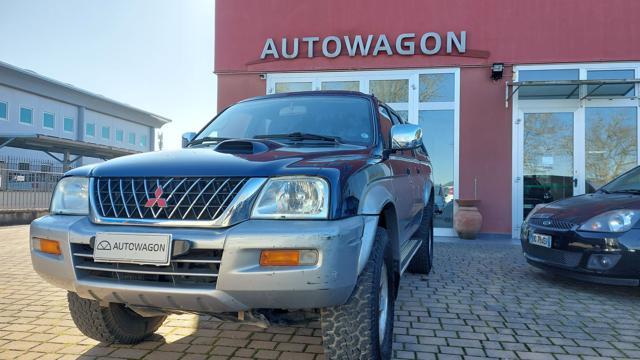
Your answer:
(587, 69), (636, 97)
(101, 126), (110, 140)
(518, 69), (580, 100)
(116, 129), (124, 142)
(0, 101), (7, 120)
(19, 107), (33, 125)
(128, 133), (136, 145)
(43, 112), (55, 129)
(18, 162), (29, 171)
(63, 117), (74, 132)
(85, 123), (95, 137)
(140, 134), (148, 147)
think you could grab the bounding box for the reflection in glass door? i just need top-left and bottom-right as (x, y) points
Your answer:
(523, 112), (575, 218)
(585, 107), (638, 192)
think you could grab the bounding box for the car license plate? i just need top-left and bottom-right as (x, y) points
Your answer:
(529, 233), (552, 248)
(93, 233), (172, 266)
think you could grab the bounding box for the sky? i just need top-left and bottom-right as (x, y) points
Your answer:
(0, 0), (217, 150)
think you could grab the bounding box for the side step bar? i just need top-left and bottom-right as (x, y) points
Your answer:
(399, 238), (422, 275)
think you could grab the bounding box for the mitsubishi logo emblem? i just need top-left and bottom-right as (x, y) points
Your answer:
(145, 186), (168, 208)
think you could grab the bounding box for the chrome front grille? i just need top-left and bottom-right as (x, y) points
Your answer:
(93, 177), (247, 221)
(72, 243), (222, 288)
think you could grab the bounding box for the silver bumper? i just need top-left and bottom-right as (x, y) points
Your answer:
(30, 215), (378, 313)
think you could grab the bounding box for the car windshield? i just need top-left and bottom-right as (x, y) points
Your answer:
(192, 95), (374, 146)
(601, 166), (640, 193)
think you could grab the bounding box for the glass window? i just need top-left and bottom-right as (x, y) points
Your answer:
(378, 107), (393, 148)
(140, 134), (148, 147)
(129, 133), (136, 145)
(274, 82), (312, 93)
(42, 112), (55, 129)
(19, 107), (33, 125)
(85, 123), (95, 137)
(369, 79), (408, 103)
(321, 81), (360, 91)
(587, 69), (635, 97)
(116, 129), (124, 142)
(419, 73), (455, 102)
(395, 110), (408, 122)
(419, 110), (455, 228)
(63, 117), (74, 132)
(195, 95), (374, 146)
(518, 69), (580, 99)
(0, 102), (7, 120)
(586, 107), (637, 192)
(522, 112), (574, 218)
(101, 126), (110, 139)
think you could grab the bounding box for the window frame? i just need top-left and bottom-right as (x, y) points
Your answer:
(63, 116), (74, 133)
(0, 101), (7, 121)
(101, 126), (111, 140)
(115, 129), (124, 143)
(19, 106), (34, 126)
(42, 111), (55, 130)
(85, 122), (96, 138)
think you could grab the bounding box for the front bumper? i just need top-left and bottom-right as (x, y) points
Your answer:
(30, 215), (377, 313)
(521, 223), (640, 286)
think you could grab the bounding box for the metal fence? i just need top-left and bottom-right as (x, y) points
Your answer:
(0, 157), (70, 210)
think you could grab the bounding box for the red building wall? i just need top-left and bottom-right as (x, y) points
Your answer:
(215, 0), (640, 234)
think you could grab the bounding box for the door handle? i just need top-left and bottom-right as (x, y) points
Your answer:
(573, 178), (578, 187)
(416, 167), (421, 174)
(406, 168), (411, 175)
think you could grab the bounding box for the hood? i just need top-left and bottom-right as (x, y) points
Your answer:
(68, 141), (375, 179)
(535, 193), (640, 224)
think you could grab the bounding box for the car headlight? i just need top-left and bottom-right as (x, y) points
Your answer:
(251, 177), (329, 219)
(50, 177), (89, 215)
(579, 209), (640, 233)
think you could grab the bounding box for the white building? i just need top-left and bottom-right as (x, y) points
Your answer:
(0, 61), (171, 165)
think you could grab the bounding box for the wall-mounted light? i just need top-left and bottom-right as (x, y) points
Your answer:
(491, 63), (504, 81)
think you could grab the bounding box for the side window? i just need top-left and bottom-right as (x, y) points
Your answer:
(378, 106), (393, 148)
(389, 110), (403, 125)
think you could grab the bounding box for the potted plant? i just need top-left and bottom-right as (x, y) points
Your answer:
(453, 178), (483, 239)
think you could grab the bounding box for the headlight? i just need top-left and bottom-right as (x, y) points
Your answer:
(251, 177), (329, 219)
(50, 177), (89, 215)
(579, 209), (640, 233)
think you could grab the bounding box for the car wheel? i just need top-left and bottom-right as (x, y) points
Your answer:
(407, 201), (434, 275)
(320, 227), (394, 360)
(67, 292), (166, 344)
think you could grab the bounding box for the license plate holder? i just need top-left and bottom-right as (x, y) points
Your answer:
(93, 232), (172, 266)
(529, 233), (552, 248)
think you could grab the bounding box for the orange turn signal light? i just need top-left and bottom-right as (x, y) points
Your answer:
(35, 238), (62, 256)
(260, 249), (318, 267)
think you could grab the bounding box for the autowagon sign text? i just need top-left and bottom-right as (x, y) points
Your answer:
(260, 31), (467, 60)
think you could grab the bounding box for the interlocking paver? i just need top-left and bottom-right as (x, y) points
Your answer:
(3, 226), (640, 359)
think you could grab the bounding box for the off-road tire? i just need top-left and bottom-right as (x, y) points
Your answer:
(320, 227), (394, 360)
(67, 292), (166, 344)
(407, 202), (434, 274)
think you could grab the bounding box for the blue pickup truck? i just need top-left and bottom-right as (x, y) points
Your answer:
(30, 91), (434, 359)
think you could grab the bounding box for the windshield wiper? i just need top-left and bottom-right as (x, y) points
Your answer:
(188, 136), (229, 146)
(254, 132), (341, 143)
(610, 189), (640, 195)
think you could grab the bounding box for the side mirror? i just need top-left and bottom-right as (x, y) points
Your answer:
(391, 124), (422, 150)
(181, 132), (197, 148)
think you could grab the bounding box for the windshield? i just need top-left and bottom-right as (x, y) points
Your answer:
(193, 95), (374, 146)
(601, 166), (640, 193)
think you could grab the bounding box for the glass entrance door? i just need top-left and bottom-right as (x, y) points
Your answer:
(522, 112), (576, 219)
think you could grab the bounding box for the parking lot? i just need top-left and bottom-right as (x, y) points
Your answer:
(1, 225), (640, 360)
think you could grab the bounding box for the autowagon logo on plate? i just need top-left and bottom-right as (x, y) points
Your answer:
(96, 240), (112, 251)
(98, 241), (167, 252)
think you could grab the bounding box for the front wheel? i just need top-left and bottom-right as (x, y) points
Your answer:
(320, 227), (394, 360)
(67, 292), (166, 344)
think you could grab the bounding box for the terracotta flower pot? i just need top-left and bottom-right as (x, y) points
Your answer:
(454, 200), (483, 240)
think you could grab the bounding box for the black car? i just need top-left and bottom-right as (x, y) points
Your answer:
(521, 166), (640, 285)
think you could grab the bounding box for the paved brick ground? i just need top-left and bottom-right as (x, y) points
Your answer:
(1, 225), (640, 359)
